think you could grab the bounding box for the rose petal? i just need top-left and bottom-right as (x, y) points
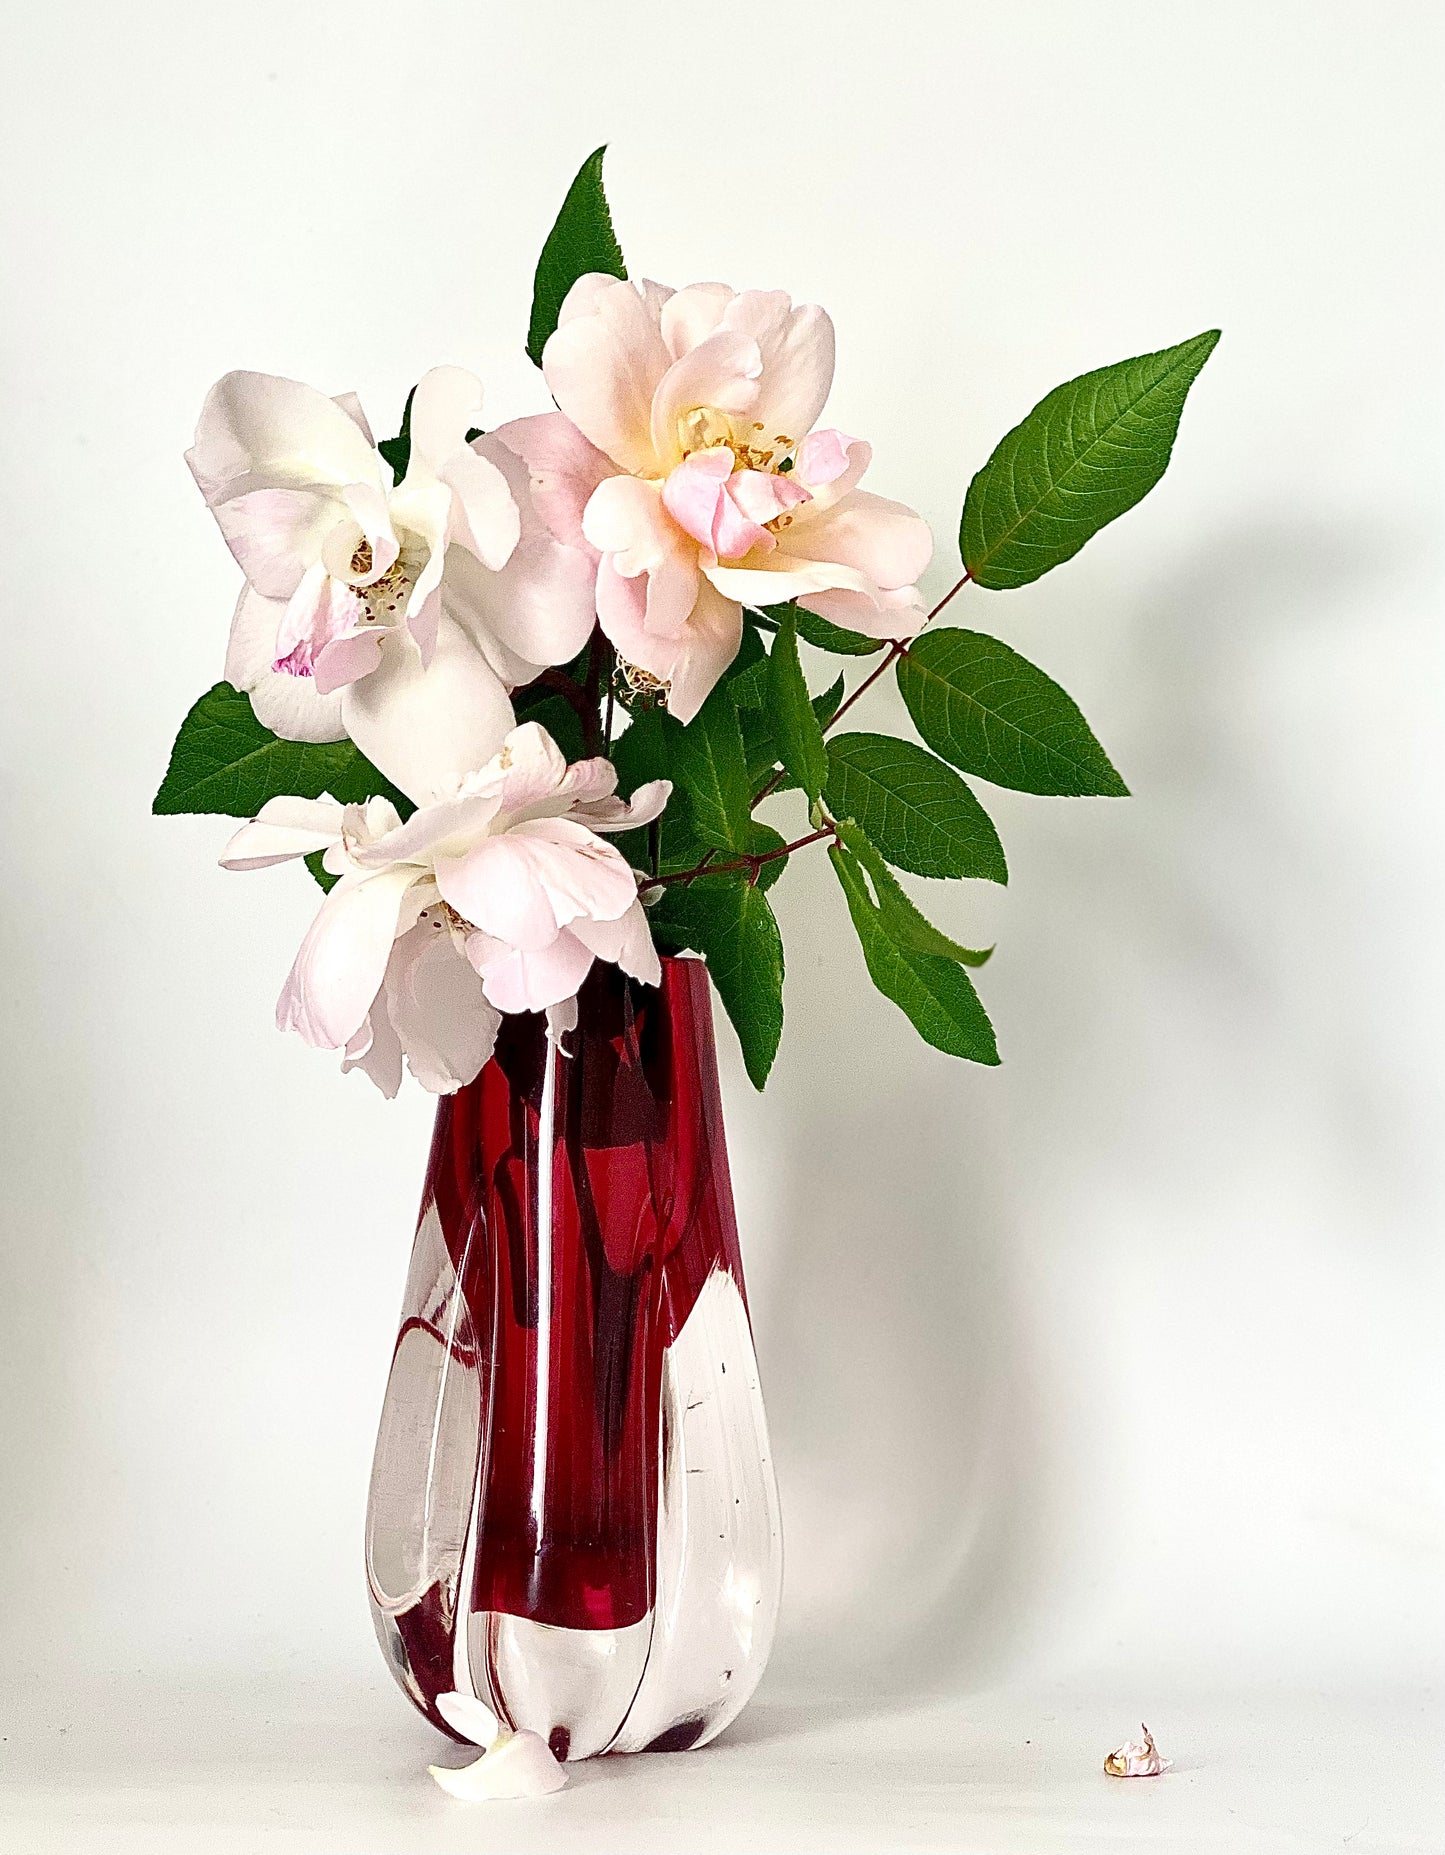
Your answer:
(582, 474), (675, 574)
(467, 926), (597, 1015)
(321, 482), (398, 583)
(503, 816), (638, 924)
(275, 865), (420, 1051)
(428, 1728), (567, 1801)
(339, 619), (515, 807)
(778, 486), (933, 592)
(659, 447), (734, 552)
(570, 898), (661, 988)
(441, 437), (597, 682)
(721, 292), (835, 447)
(332, 391), (375, 446)
(658, 282), (735, 359)
(340, 1002), (403, 1098)
(648, 328), (761, 472)
(434, 1690), (500, 1750)
(207, 487), (345, 601)
(543, 277), (672, 476)
(650, 575), (745, 725)
(569, 777), (671, 833)
(796, 582), (922, 636)
(384, 925), (501, 1094)
(225, 585), (347, 742)
(442, 443), (522, 572)
(1104, 1724), (1172, 1779)
(438, 836), (563, 950)
(546, 995), (580, 1044)
(187, 370), (381, 502)
(219, 797), (346, 870)
(491, 411), (614, 554)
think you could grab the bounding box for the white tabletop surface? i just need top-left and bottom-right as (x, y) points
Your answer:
(2, 1673), (1439, 1854)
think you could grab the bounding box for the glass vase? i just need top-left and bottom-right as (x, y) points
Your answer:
(364, 954), (783, 1760)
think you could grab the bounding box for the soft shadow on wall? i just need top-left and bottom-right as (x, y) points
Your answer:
(724, 506), (1427, 1715)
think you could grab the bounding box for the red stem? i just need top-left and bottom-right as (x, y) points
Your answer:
(536, 668), (596, 733)
(819, 570), (972, 741)
(647, 825), (836, 890)
(638, 573), (975, 894)
(745, 570), (973, 811)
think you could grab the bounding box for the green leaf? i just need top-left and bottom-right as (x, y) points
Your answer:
(728, 654), (770, 712)
(761, 600), (884, 657)
(739, 705), (779, 786)
(732, 627), (836, 730)
(152, 683), (413, 818)
(526, 146), (627, 368)
(670, 679), (753, 851)
(743, 820), (789, 893)
(897, 629), (1128, 797)
(767, 608), (829, 803)
(377, 384), (416, 485)
(740, 674), (844, 791)
(304, 849), (339, 893)
(824, 731), (1006, 882)
(734, 619), (767, 686)
(512, 686), (588, 765)
(813, 673), (846, 728)
(830, 842), (999, 1064)
(608, 705), (682, 874)
(833, 820), (990, 965)
(961, 329), (1220, 589)
(611, 702), (680, 792)
(724, 616), (768, 692)
(649, 873), (784, 1088)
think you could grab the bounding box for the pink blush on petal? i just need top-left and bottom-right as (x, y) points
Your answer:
(726, 468), (810, 527)
(660, 447), (733, 550)
(313, 628), (386, 694)
(710, 489), (772, 562)
(274, 566), (368, 680)
(273, 641), (317, 678)
(793, 427), (856, 487)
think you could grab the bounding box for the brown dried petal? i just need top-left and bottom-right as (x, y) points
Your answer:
(1104, 1722), (1172, 1778)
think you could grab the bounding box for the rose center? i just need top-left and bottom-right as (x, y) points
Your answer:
(678, 408), (796, 476)
(346, 540), (412, 625)
(422, 901), (478, 940)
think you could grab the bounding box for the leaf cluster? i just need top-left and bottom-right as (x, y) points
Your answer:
(156, 146), (1218, 1091)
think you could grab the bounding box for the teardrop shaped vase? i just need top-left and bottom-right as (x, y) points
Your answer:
(365, 956), (783, 1759)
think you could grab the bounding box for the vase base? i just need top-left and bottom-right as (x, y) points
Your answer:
(371, 1268), (781, 1757)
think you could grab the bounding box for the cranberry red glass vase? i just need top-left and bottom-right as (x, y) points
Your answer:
(365, 954), (783, 1759)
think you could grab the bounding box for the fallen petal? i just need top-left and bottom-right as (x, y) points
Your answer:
(429, 1728), (568, 1801)
(434, 1689), (500, 1749)
(1104, 1722), (1172, 1778)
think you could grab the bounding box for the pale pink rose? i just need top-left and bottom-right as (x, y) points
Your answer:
(188, 368), (597, 802)
(495, 278), (933, 721)
(218, 725), (670, 1094)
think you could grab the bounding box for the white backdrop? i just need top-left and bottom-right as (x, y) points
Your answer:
(2, 1), (1442, 1847)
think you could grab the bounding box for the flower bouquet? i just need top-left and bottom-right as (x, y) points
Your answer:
(156, 149), (1216, 1781)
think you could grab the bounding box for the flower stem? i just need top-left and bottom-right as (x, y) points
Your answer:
(536, 668), (595, 734)
(647, 825), (837, 889)
(820, 570), (972, 740)
(820, 638), (909, 735)
(745, 571), (974, 811)
(581, 633), (609, 756)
